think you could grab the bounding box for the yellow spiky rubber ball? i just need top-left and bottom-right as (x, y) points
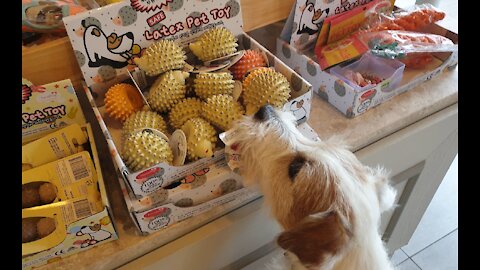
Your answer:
(201, 94), (245, 131)
(229, 50), (267, 80)
(189, 27), (238, 62)
(181, 117), (217, 161)
(147, 70), (189, 113)
(242, 68), (291, 115)
(104, 83), (144, 122)
(194, 72), (235, 100)
(122, 130), (173, 171)
(134, 40), (186, 76)
(122, 111), (167, 140)
(168, 98), (203, 130)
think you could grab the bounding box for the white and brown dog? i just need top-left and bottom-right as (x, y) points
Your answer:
(229, 105), (397, 270)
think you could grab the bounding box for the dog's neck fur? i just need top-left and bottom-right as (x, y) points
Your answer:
(233, 111), (395, 270)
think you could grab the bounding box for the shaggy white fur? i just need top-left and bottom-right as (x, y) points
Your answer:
(229, 105), (397, 270)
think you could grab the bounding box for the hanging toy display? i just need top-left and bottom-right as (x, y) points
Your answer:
(147, 70), (190, 113)
(180, 117), (218, 161)
(189, 27), (238, 62)
(104, 83), (144, 122)
(122, 110), (168, 140)
(193, 72), (235, 100)
(122, 129), (173, 171)
(168, 98), (204, 130)
(242, 68), (291, 115)
(201, 94), (245, 131)
(229, 50), (267, 80)
(134, 39), (187, 76)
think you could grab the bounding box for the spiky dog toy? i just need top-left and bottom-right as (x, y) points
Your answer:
(168, 98), (203, 130)
(122, 129), (173, 171)
(189, 27), (238, 62)
(134, 40), (186, 76)
(229, 49), (267, 80)
(122, 111), (167, 140)
(147, 70), (189, 113)
(181, 117), (217, 160)
(104, 83), (144, 122)
(242, 68), (291, 115)
(193, 72), (235, 100)
(201, 94), (245, 131)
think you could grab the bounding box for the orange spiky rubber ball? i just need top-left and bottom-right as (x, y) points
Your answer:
(229, 50), (267, 80)
(104, 83), (144, 122)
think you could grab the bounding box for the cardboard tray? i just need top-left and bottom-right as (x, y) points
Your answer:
(276, 5), (458, 118)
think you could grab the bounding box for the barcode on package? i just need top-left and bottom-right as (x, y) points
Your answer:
(68, 155), (90, 181)
(73, 199), (92, 220)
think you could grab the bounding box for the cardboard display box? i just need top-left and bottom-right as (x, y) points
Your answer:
(65, 0), (315, 198)
(276, 5), (458, 118)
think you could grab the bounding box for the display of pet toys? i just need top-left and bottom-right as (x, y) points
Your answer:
(134, 39), (187, 76)
(168, 98), (204, 130)
(104, 83), (145, 122)
(201, 94), (245, 131)
(181, 117), (218, 161)
(122, 110), (168, 140)
(193, 72), (235, 100)
(22, 0), (87, 33)
(229, 50), (267, 80)
(242, 68), (291, 115)
(189, 27), (238, 62)
(122, 129), (173, 171)
(147, 71), (190, 113)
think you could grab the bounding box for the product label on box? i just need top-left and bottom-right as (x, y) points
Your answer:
(22, 79), (86, 144)
(64, 0), (244, 86)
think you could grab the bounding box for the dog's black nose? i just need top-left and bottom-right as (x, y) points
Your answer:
(254, 104), (276, 122)
(125, 32), (134, 39)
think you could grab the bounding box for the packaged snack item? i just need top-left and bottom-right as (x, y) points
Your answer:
(22, 0), (88, 33)
(22, 194), (104, 256)
(22, 151), (99, 209)
(22, 123), (88, 169)
(316, 34), (369, 70)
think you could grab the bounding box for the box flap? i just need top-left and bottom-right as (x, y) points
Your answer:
(64, 0), (244, 87)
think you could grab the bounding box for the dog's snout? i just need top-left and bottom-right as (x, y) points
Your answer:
(254, 104), (276, 122)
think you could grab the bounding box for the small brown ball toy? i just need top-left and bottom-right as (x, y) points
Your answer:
(194, 72), (235, 100)
(201, 94), (245, 131)
(22, 218), (39, 243)
(38, 183), (57, 204)
(168, 98), (203, 130)
(181, 118), (218, 160)
(134, 39), (187, 76)
(189, 27), (238, 62)
(104, 83), (144, 122)
(123, 110), (167, 140)
(37, 218), (56, 239)
(229, 50), (267, 80)
(22, 185), (41, 209)
(242, 68), (291, 115)
(122, 129), (174, 171)
(147, 71), (189, 113)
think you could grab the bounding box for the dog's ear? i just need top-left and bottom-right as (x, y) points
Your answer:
(277, 211), (350, 268)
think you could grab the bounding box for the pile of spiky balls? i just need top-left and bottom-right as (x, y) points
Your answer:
(103, 27), (291, 172)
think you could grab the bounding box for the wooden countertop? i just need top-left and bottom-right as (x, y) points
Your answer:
(33, 5), (458, 270)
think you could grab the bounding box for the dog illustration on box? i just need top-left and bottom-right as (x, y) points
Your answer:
(76, 223), (112, 248)
(81, 18), (139, 69)
(297, 1), (330, 35)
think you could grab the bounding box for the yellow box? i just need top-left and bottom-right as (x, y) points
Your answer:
(22, 151), (99, 208)
(22, 123), (88, 169)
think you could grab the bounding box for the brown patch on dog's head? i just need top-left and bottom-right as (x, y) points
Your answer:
(89, 224), (101, 231)
(277, 211), (351, 268)
(107, 33), (122, 50)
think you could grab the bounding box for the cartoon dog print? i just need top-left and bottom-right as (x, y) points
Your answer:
(82, 18), (135, 69)
(290, 99), (307, 123)
(297, 1), (330, 35)
(76, 223), (112, 248)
